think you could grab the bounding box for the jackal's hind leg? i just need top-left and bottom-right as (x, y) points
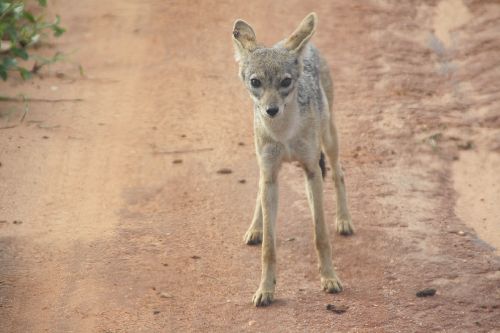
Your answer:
(323, 122), (354, 235)
(304, 165), (343, 293)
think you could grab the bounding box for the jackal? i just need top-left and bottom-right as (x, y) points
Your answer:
(232, 12), (354, 307)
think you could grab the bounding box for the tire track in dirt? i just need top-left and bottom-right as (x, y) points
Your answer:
(1, 1), (173, 331)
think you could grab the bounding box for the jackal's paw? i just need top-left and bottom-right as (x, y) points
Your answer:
(252, 289), (274, 307)
(321, 275), (343, 294)
(244, 228), (262, 245)
(336, 215), (354, 236)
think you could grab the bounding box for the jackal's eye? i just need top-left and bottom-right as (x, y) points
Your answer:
(280, 77), (292, 88)
(250, 78), (261, 88)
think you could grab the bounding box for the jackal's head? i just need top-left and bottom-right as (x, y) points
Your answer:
(232, 13), (317, 119)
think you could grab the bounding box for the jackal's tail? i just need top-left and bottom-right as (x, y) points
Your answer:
(319, 151), (326, 179)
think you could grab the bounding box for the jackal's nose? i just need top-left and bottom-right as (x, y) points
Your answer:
(266, 107), (279, 117)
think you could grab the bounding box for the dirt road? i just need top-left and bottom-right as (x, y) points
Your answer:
(1, 0), (499, 332)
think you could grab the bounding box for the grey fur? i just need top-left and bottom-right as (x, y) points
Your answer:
(298, 45), (325, 115)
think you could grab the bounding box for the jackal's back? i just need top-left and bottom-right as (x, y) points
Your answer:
(297, 44), (333, 114)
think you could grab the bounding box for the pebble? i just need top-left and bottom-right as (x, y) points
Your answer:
(416, 288), (436, 297)
(326, 304), (349, 314)
(160, 292), (173, 299)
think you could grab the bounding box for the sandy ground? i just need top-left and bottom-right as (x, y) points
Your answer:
(1, 0), (499, 332)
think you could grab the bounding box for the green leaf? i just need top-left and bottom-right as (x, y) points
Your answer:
(0, 3), (10, 15)
(0, 65), (7, 81)
(50, 15), (65, 37)
(2, 57), (17, 69)
(38, 0), (47, 7)
(52, 25), (65, 37)
(23, 11), (36, 23)
(18, 67), (32, 80)
(5, 25), (18, 43)
(12, 3), (24, 19)
(11, 47), (29, 60)
(0, 23), (6, 38)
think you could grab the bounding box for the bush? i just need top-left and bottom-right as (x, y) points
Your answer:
(0, 0), (65, 81)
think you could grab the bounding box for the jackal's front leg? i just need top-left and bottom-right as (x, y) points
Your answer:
(252, 175), (278, 306)
(305, 165), (343, 293)
(244, 184), (263, 245)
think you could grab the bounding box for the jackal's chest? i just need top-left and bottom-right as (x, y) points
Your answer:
(260, 128), (318, 166)
(281, 138), (316, 165)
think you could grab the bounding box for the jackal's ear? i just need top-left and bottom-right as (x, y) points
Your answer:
(284, 12), (317, 53)
(232, 19), (257, 62)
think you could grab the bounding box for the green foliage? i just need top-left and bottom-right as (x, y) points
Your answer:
(0, 0), (65, 81)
